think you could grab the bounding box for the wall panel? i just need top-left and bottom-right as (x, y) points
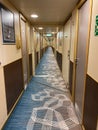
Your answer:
(69, 61), (73, 94)
(4, 59), (24, 114)
(29, 54), (32, 77)
(56, 51), (62, 71)
(84, 74), (98, 130)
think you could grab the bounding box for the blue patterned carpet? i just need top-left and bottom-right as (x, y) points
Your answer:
(3, 47), (82, 130)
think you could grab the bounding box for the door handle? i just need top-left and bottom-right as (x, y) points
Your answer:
(75, 58), (79, 65)
(68, 50), (70, 60)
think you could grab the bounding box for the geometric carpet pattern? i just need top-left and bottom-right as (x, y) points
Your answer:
(34, 48), (67, 92)
(3, 47), (82, 130)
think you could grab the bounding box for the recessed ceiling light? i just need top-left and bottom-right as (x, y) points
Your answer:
(31, 14), (38, 18)
(52, 32), (56, 34)
(38, 27), (43, 30)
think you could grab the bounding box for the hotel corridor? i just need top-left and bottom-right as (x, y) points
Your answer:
(3, 47), (82, 130)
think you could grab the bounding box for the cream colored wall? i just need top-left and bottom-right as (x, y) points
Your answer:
(51, 37), (56, 56)
(0, 0), (22, 66)
(30, 28), (35, 75)
(43, 38), (48, 48)
(56, 33), (59, 51)
(27, 23), (32, 54)
(0, 45), (21, 66)
(0, 0), (22, 129)
(43, 39), (45, 48)
(87, 0), (98, 82)
(59, 29), (63, 54)
(36, 33), (40, 52)
(37, 33), (41, 61)
(32, 29), (42, 69)
(57, 29), (63, 54)
(41, 36), (43, 49)
(53, 37), (56, 48)
(32, 29), (37, 51)
(42, 37), (43, 49)
(51, 39), (54, 48)
(49, 38), (54, 48)
(31, 29), (46, 74)
(62, 19), (71, 84)
(70, 9), (77, 62)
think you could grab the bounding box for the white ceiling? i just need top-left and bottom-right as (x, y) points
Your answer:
(9, 0), (80, 33)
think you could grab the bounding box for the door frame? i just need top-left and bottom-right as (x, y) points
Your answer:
(72, 0), (93, 124)
(63, 19), (72, 85)
(19, 14), (29, 88)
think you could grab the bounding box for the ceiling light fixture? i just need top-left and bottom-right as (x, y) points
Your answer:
(38, 27), (43, 30)
(31, 14), (38, 18)
(52, 32), (56, 34)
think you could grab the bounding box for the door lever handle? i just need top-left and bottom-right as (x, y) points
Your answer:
(75, 58), (79, 65)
